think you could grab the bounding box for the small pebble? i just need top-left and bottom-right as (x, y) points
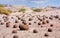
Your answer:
(43, 17), (45, 20)
(38, 22), (41, 25)
(46, 20), (49, 23)
(13, 35), (18, 38)
(12, 30), (17, 33)
(29, 23), (31, 25)
(42, 21), (45, 24)
(38, 18), (42, 21)
(48, 28), (52, 32)
(58, 18), (60, 20)
(44, 33), (49, 37)
(54, 15), (59, 18)
(13, 25), (18, 28)
(34, 21), (36, 23)
(29, 18), (32, 21)
(49, 17), (53, 20)
(0, 22), (4, 25)
(6, 22), (10, 27)
(22, 21), (27, 25)
(15, 20), (19, 23)
(33, 29), (38, 33)
(50, 24), (53, 27)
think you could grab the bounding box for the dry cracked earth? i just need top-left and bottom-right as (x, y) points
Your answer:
(0, 11), (60, 38)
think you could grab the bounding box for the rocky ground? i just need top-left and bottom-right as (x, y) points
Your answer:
(0, 6), (60, 38)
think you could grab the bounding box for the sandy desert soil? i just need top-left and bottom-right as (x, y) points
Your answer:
(0, 6), (60, 38)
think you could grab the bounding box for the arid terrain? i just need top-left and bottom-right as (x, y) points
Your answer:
(0, 5), (60, 38)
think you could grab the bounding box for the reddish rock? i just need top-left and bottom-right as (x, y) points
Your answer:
(12, 30), (17, 33)
(13, 35), (18, 38)
(19, 24), (29, 30)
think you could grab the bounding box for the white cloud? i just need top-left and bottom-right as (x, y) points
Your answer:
(30, 0), (49, 4)
(5, 0), (13, 1)
(1, 0), (49, 3)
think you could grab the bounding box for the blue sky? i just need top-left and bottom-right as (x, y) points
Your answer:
(0, 0), (60, 7)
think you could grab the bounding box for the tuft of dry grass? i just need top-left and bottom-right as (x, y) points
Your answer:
(32, 8), (42, 12)
(19, 8), (26, 13)
(0, 7), (11, 15)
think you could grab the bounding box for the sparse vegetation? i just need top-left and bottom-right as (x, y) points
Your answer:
(0, 4), (4, 7)
(33, 8), (42, 12)
(19, 8), (26, 13)
(0, 7), (11, 15)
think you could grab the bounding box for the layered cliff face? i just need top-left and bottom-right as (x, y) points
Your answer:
(0, 5), (60, 38)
